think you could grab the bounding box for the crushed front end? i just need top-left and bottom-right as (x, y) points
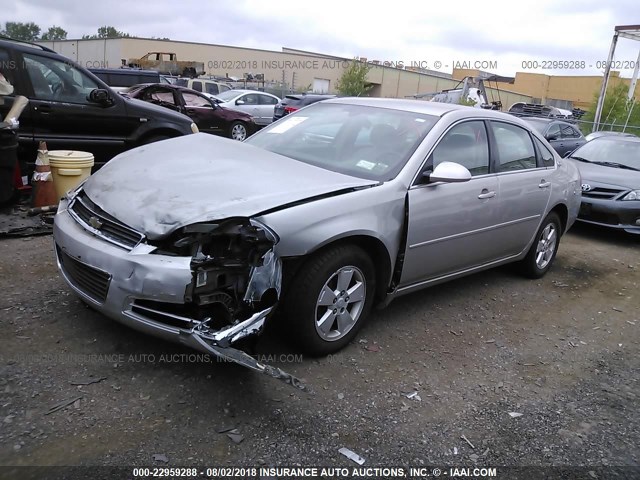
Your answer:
(53, 189), (306, 390)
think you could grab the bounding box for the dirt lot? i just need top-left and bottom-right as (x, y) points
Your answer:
(0, 223), (638, 477)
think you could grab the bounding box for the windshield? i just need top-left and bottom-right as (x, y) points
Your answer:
(570, 138), (640, 169)
(245, 103), (439, 181)
(216, 89), (243, 102)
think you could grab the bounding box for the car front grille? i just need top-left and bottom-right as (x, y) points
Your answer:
(69, 190), (144, 250)
(57, 246), (111, 303)
(582, 187), (625, 199)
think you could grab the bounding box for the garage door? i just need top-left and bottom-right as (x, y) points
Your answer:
(313, 78), (330, 94)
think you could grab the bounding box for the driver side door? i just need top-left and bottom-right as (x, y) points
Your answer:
(20, 52), (133, 164)
(400, 120), (503, 286)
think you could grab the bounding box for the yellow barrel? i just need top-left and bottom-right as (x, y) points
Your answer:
(48, 150), (94, 198)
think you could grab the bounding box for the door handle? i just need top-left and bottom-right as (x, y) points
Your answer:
(539, 180), (551, 188)
(478, 189), (496, 199)
(35, 105), (52, 113)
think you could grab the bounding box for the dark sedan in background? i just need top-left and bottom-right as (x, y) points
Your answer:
(567, 136), (640, 234)
(273, 93), (336, 121)
(524, 118), (586, 157)
(123, 84), (257, 140)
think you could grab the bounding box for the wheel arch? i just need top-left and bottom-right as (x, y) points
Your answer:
(281, 234), (393, 305)
(549, 202), (568, 233)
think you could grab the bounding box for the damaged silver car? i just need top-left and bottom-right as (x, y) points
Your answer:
(53, 98), (581, 388)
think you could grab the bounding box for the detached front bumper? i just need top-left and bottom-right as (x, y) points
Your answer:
(577, 197), (640, 234)
(53, 200), (306, 390)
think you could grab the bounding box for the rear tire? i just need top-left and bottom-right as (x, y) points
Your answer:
(281, 245), (375, 356)
(518, 212), (561, 278)
(228, 122), (248, 141)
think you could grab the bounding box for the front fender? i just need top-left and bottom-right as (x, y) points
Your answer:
(255, 182), (407, 280)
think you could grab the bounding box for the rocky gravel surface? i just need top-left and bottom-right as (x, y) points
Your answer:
(0, 223), (638, 479)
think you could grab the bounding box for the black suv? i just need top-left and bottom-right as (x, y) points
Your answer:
(273, 93), (336, 121)
(0, 37), (197, 168)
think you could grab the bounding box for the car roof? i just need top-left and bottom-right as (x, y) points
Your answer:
(225, 89), (276, 95)
(90, 68), (159, 76)
(591, 135), (640, 143)
(522, 117), (576, 127)
(322, 97), (496, 117)
(128, 83), (208, 96)
(0, 36), (57, 53)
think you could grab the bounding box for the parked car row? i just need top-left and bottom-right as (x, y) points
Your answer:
(0, 38), (198, 168)
(122, 84), (258, 141)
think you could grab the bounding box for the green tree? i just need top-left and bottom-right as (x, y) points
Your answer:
(1, 21), (41, 41)
(82, 26), (130, 39)
(583, 82), (640, 134)
(336, 59), (372, 96)
(41, 26), (67, 41)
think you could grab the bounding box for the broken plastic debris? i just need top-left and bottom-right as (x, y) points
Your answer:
(508, 412), (523, 418)
(338, 447), (365, 465)
(402, 391), (422, 401)
(153, 454), (169, 463)
(225, 429), (244, 444)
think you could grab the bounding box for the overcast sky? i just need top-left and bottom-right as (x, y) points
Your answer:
(4, 0), (640, 76)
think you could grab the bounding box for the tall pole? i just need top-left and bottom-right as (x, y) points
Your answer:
(594, 32), (619, 132)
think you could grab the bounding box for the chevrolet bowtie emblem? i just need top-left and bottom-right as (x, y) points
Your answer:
(88, 216), (103, 229)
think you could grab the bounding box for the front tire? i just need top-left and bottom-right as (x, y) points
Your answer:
(282, 245), (376, 356)
(229, 122), (248, 141)
(519, 212), (561, 278)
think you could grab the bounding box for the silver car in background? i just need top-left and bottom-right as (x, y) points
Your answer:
(211, 89), (280, 126)
(53, 98), (581, 386)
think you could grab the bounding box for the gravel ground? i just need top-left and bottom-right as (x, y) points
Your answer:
(0, 223), (638, 478)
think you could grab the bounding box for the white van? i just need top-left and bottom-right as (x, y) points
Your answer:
(176, 78), (231, 96)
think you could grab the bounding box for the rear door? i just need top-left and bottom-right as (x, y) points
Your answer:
(257, 94), (278, 125)
(488, 121), (552, 255)
(401, 120), (503, 285)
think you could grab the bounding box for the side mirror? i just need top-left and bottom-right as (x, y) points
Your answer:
(235, 99), (245, 105)
(426, 161), (472, 183)
(88, 88), (113, 106)
(545, 134), (558, 141)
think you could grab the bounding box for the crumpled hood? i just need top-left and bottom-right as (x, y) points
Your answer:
(83, 133), (377, 239)
(572, 160), (640, 190)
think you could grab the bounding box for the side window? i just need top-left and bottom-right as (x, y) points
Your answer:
(243, 94), (259, 105)
(205, 83), (219, 95)
(0, 48), (18, 92)
(182, 92), (212, 108)
(490, 121), (537, 172)
(534, 137), (555, 167)
(191, 81), (203, 92)
(143, 88), (178, 111)
(23, 54), (98, 103)
(259, 94), (278, 105)
(546, 123), (561, 139)
(561, 124), (580, 138)
(430, 121), (489, 176)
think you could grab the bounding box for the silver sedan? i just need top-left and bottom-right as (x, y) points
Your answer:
(53, 98), (581, 387)
(211, 89), (280, 126)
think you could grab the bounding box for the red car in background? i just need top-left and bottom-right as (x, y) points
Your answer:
(123, 84), (257, 141)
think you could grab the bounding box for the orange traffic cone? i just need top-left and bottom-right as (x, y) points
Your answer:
(31, 141), (58, 208)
